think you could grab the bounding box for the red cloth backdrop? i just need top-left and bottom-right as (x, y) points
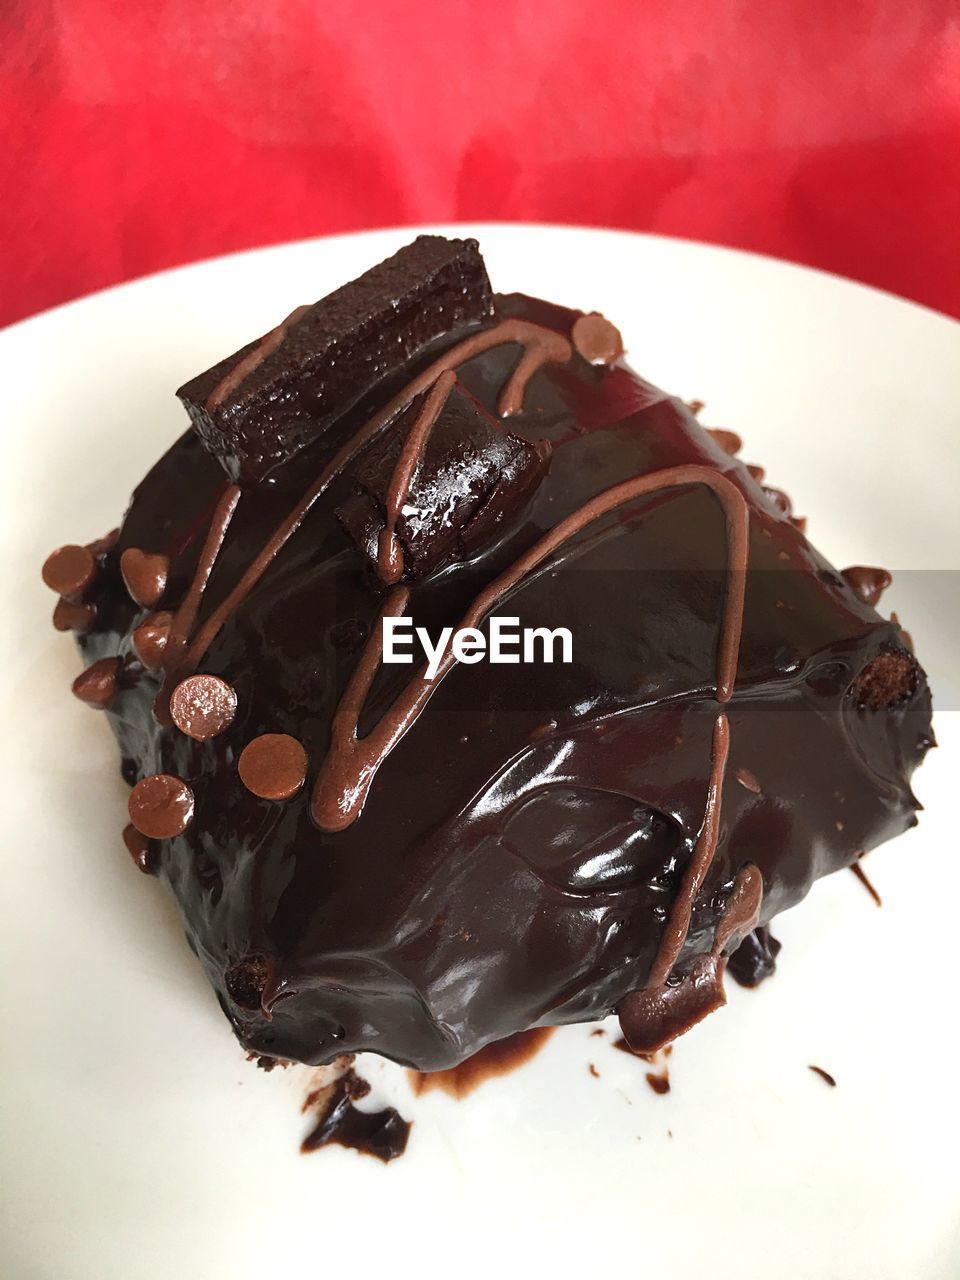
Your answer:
(2, 0), (958, 328)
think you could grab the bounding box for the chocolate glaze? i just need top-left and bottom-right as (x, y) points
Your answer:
(728, 925), (781, 987)
(409, 1027), (554, 1099)
(60, 259), (932, 1072)
(300, 1061), (410, 1161)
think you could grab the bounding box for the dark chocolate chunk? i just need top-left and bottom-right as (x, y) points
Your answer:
(336, 381), (548, 581)
(177, 236), (494, 483)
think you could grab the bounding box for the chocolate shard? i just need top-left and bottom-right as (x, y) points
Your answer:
(336, 381), (549, 581)
(177, 236), (494, 484)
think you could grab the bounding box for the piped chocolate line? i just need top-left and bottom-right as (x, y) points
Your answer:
(311, 464), (749, 832)
(377, 370), (456, 585)
(176, 318), (574, 677)
(167, 482), (242, 653)
(207, 306), (310, 410)
(646, 713), (731, 988)
(155, 482), (242, 722)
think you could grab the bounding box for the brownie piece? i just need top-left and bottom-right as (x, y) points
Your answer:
(177, 235), (493, 483)
(45, 239), (933, 1072)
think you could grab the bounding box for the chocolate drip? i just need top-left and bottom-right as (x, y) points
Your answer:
(728, 926), (781, 987)
(842, 565), (892, 607)
(647, 714), (731, 989)
(619, 861), (762, 1055)
(850, 859), (882, 907)
(409, 1027), (553, 1099)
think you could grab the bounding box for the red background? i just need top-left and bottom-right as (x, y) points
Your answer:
(2, 0), (959, 328)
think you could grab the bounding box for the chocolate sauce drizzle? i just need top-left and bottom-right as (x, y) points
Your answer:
(207, 305), (310, 410)
(377, 369), (456, 584)
(155, 482), (242, 721)
(173, 318), (573, 680)
(131, 306), (760, 1022)
(312, 464), (749, 832)
(646, 713), (731, 989)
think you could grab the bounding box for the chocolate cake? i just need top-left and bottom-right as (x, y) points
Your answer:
(43, 235), (933, 1070)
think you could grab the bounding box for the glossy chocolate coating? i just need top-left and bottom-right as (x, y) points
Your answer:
(76, 292), (931, 1071)
(337, 380), (547, 581)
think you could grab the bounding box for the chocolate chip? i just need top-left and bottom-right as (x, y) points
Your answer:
(131, 611), (174, 669)
(763, 486), (793, 516)
(128, 773), (195, 838)
(71, 657), (120, 707)
(746, 464), (765, 482)
(42, 544), (96, 599)
(123, 823), (159, 875)
(706, 428), (742, 456)
(53, 598), (96, 634)
(225, 953), (272, 1011)
(841, 565), (892, 607)
(170, 673), (238, 741)
(120, 548), (170, 607)
(571, 312), (623, 367)
(850, 647), (919, 710)
(238, 734), (308, 801)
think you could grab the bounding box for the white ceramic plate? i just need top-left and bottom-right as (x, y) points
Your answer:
(2, 227), (958, 1280)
